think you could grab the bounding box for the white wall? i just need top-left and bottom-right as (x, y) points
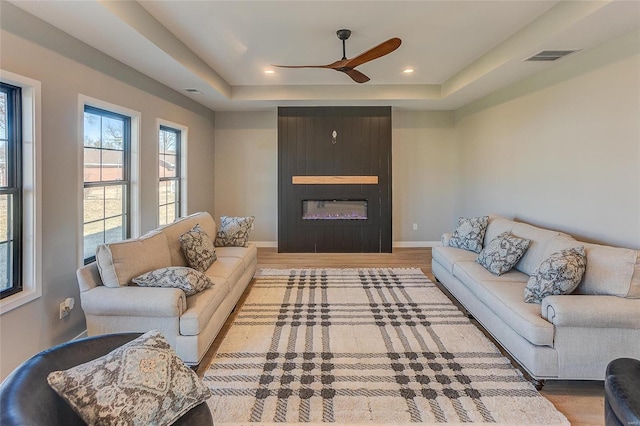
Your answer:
(455, 32), (640, 249)
(0, 6), (215, 379)
(213, 110), (460, 246)
(214, 111), (278, 243)
(392, 111), (459, 243)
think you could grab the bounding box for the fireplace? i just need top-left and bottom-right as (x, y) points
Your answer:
(302, 200), (367, 220)
(278, 106), (391, 252)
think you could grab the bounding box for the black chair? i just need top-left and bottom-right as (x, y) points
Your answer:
(605, 357), (640, 426)
(0, 333), (213, 426)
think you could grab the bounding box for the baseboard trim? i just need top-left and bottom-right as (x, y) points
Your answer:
(393, 241), (441, 248)
(251, 241), (278, 248)
(252, 241), (441, 248)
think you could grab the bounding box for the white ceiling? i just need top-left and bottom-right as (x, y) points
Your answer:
(9, 0), (640, 111)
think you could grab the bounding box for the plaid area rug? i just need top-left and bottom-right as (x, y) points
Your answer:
(204, 268), (569, 425)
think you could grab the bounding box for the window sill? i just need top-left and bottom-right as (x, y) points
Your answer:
(0, 287), (41, 314)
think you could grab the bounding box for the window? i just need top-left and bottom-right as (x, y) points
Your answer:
(83, 106), (130, 263)
(158, 125), (181, 226)
(0, 83), (22, 299)
(0, 71), (41, 314)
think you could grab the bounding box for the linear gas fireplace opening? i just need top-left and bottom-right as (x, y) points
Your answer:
(302, 200), (368, 220)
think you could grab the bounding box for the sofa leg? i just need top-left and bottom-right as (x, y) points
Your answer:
(530, 378), (545, 390)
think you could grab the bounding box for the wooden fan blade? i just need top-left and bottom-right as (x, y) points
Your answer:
(343, 68), (370, 83)
(344, 37), (402, 69)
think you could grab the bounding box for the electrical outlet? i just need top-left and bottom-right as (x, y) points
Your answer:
(59, 297), (75, 319)
(412, 223), (418, 231)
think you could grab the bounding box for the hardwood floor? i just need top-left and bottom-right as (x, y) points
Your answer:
(199, 247), (605, 426)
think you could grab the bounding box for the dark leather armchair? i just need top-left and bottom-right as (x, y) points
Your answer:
(0, 333), (213, 426)
(605, 357), (640, 426)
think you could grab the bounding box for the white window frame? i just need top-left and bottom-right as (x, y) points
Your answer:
(0, 70), (42, 315)
(156, 118), (187, 226)
(78, 95), (140, 267)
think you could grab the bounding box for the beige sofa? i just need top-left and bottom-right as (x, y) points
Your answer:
(432, 215), (640, 384)
(76, 212), (257, 365)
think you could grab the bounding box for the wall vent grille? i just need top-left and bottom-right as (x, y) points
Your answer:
(525, 50), (580, 61)
(184, 88), (203, 94)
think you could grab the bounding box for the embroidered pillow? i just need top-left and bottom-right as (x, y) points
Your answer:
(477, 232), (531, 276)
(214, 216), (255, 247)
(525, 246), (587, 303)
(448, 216), (489, 253)
(179, 224), (216, 272)
(133, 266), (213, 296)
(47, 330), (212, 426)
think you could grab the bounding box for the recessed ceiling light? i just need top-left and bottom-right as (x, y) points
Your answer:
(403, 68), (414, 74)
(265, 69), (275, 74)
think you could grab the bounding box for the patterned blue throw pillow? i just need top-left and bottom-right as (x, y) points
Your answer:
(477, 232), (531, 276)
(449, 216), (489, 253)
(179, 224), (216, 272)
(133, 266), (213, 296)
(215, 216), (255, 247)
(525, 246), (587, 303)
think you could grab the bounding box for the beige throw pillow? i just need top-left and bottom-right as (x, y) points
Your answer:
(96, 231), (172, 288)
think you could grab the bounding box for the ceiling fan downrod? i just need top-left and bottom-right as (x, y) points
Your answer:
(336, 29), (351, 60)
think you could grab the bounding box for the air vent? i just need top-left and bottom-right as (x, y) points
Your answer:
(525, 50), (580, 62)
(184, 88), (203, 95)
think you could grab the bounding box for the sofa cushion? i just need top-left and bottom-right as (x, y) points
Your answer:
(525, 246), (587, 303)
(477, 232), (530, 276)
(576, 243), (640, 298)
(180, 281), (229, 336)
(47, 330), (211, 425)
(205, 256), (245, 290)
(159, 212), (217, 267)
(510, 222), (562, 275)
(133, 266), (213, 296)
(96, 231), (172, 288)
(216, 243), (258, 270)
(432, 246), (478, 275)
(452, 261), (554, 347)
(215, 216), (255, 247)
(448, 216), (489, 253)
(179, 224), (216, 273)
(483, 215), (515, 246)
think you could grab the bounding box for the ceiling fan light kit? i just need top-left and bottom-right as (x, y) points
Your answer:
(272, 29), (402, 83)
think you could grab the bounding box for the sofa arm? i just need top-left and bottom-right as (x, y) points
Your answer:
(441, 233), (453, 247)
(542, 295), (640, 329)
(81, 286), (186, 317)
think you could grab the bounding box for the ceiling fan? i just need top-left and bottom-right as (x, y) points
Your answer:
(272, 29), (402, 83)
